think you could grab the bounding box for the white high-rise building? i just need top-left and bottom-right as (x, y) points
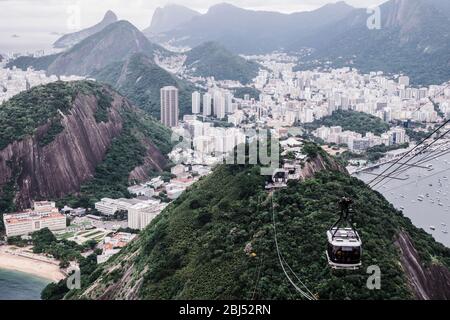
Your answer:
(192, 91), (201, 114)
(203, 93), (212, 117)
(398, 76), (410, 87)
(389, 127), (407, 145)
(214, 91), (226, 119)
(160, 86), (179, 127)
(224, 92), (233, 113)
(213, 91), (222, 117)
(217, 98), (226, 119)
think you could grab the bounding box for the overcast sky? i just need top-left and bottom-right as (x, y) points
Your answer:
(0, 0), (387, 33)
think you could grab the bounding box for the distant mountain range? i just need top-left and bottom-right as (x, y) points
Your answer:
(144, 4), (200, 35)
(149, 0), (450, 85)
(6, 18), (261, 119)
(53, 10), (118, 49)
(149, 2), (355, 53)
(184, 41), (260, 84)
(47, 20), (168, 77)
(295, 0), (450, 85)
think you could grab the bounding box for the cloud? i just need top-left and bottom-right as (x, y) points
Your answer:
(0, 0), (388, 32)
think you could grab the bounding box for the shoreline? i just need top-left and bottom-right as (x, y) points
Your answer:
(0, 246), (65, 283)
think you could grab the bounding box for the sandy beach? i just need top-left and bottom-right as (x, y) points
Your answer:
(0, 246), (65, 282)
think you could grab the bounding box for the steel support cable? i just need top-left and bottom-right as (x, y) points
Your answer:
(368, 119), (450, 188)
(368, 83), (450, 188)
(383, 167), (450, 193)
(271, 193), (316, 300)
(281, 254), (316, 300)
(413, 83), (450, 113)
(251, 254), (264, 300)
(372, 144), (450, 188)
(374, 147), (450, 190)
(372, 128), (450, 189)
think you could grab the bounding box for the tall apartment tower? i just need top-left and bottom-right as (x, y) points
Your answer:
(224, 92), (233, 113)
(192, 91), (201, 114)
(160, 86), (179, 127)
(215, 94), (226, 119)
(398, 76), (410, 87)
(203, 93), (212, 117)
(213, 91), (224, 118)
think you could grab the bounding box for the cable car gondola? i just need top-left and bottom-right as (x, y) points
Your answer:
(326, 197), (362, 270)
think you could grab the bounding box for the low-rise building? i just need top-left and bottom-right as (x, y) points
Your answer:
(97, 232), (137, 264)
(128, 200), (167, 230)
(95, 198), (119, 216)
(3, 202), (66, 237)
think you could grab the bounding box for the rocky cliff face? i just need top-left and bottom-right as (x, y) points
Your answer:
(0, 85), (167, 210)
(396, 231), (450, 299)
(299, 153), (347, 181)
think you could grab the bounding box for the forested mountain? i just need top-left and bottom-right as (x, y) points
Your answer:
(46, 21), (168, 76)
(185, 41), (260, 84)
(93, 53), (197, 119)
(151, 2), (354, 54)
(296, 0), (450, 85)
(149, 0), (450, 85)
(64, 150), (450, 300)
(0, 81), (171, 223)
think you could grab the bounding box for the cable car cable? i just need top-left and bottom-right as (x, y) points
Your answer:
(368, 83), (450, 188)
(383, 166), (450, 192)
(371, 127), (450, 189)
(372, 144), (450, 188)
(271, 192), (316, 300)
(281, 254), (316, 299)
(374, 147), (450, 190)
(250, 254), (264, 300)
(368, 119), (450, 188)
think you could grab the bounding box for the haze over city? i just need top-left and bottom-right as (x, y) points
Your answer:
(1, 0), (386, 31)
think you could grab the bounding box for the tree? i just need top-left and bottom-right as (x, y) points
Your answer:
(31, 228), (57, 246)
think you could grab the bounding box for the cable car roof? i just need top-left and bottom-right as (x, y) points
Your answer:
(327, 228), (362, 247)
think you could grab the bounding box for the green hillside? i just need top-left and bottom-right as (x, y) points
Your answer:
(304, 110), (390, 136)
(0, 81), (113, 150)
(185, 42), (260, 84)
(58, 106), (172, 211)
(6, 53), (60, 72)
(93, 53), (196, 119)
(0, 81), (172, 230)
(67, 156), (450, 300)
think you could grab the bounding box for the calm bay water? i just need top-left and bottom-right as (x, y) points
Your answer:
(0, 31), (60, 55)
(0, 269), (50, 300)
(355, 150), (450, 247)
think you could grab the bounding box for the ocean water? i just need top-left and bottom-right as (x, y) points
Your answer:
(0, 269), (50, 300)
(355, 150), (450, 247)
(0, 31), (60, 55)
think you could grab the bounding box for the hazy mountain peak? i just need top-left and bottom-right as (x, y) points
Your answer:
(48, 20), (166, 77)
(53, 10), (118, 48)
(103, 10), (118, 21)
(146, 3), (200, 34)
(208, 2), (243, 14)
(321, 1), (353, 10)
